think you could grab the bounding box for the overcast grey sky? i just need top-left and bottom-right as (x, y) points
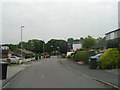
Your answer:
(1, 0), (119, 44)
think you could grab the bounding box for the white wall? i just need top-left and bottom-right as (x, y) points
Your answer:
(73, 44), (82, 51)
(0, 46), (9, 50)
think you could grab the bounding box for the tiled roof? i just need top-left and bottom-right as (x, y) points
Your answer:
(18, 49), (35, 54)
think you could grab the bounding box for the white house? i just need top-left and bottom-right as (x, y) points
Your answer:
(73, 43), (82, 51)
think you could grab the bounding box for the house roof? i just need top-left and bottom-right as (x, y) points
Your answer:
(8, 50), (14, 54)
(15, 49), (35, 54)
(105, 28), (120, 35)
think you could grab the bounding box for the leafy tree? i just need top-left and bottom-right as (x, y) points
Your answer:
(45, 39), (67, 54)
(96, 37), (103, 44)
(18, 42), (28, 49)
(59, 44), (69, 54)
(67, 38), (74, 49)
(26, 39), (45, 53)
(82, 36), (97, 49)
(2, 44), (18, 51)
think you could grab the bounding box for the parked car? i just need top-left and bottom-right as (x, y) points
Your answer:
(89, 53), (103, 62)
(45, 55), (51, 58)
(89, 53), (103, 69)
(9, 56), (21, 64)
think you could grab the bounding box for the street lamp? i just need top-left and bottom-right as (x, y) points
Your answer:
(21, 25), (24, 59)
(51, 46), (53, 51)
(57, 47), (59, 56)
(42, 40), (45, 58)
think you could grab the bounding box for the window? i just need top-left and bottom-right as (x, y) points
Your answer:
(114, 31), (118, 38)
(106, 34), (110, 40)
(110, 32), (114, 40)
(118, 30), (120, 37)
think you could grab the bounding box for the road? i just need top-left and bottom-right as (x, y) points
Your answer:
(4, 56), (107, 88)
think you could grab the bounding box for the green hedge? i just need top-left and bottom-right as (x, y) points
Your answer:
(98, 48), (120, 69)
(73, 51), (95, 64)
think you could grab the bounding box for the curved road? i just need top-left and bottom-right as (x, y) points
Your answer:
(4, 56), (107, 88)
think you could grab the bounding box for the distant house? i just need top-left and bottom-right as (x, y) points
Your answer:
(93, 28), (120, 52)
(13, 49), (35, 58)
(73, 39), (83, 51)
(0, 46), (9, 59)
(105, 28), (120, 48)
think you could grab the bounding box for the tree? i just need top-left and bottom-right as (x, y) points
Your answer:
(96, 37), (103, 44)
(26, 39), (45, 53)
(59, 44), (69, 54)
(45, 39), (67, 54)
(2, 44), (18, 51)
(82, 36), (97, 49)
(67, 38), (74, 49)
(18, 42), (28, 49)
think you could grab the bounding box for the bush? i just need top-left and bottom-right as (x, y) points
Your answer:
(98, 48), (120, 69)
(25, 54), (34, 59)
(67, 54), (74, 59)
(73, 51), (95, 64)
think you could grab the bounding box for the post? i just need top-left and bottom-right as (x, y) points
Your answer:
(43, 40), (45, 58)
(21, 25), (24, 59)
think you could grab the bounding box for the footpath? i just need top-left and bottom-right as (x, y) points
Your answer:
(58, 58), (120, 89)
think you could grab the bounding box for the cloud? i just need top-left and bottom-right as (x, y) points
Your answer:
(1, 0), (119, 3)
(1, 1), (118, 44)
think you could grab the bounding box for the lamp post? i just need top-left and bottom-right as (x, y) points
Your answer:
(57, 47), (59, 56)
(21, 25), (24, 59)
(43, 40), (45, 58)
(51, 46), (53, 55)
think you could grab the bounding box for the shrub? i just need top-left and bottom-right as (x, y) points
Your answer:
(98, 48), (120, 69)
(25, 54), (34, 59)
(73, 51), (95, 64)
(67, 54), (74, 59)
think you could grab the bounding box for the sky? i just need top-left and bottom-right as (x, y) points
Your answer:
(0, 0), (119, 44)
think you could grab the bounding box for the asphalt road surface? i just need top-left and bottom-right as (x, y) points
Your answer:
(4, 56), (107, 88)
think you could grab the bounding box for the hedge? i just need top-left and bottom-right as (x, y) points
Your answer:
(98, 48), (120, 69)
(73, 51), (95, 64)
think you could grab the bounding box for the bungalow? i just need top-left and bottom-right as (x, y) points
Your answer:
(13, 49), (35, 58)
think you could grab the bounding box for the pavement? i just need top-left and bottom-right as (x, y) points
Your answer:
(58, 58), (120, 89)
